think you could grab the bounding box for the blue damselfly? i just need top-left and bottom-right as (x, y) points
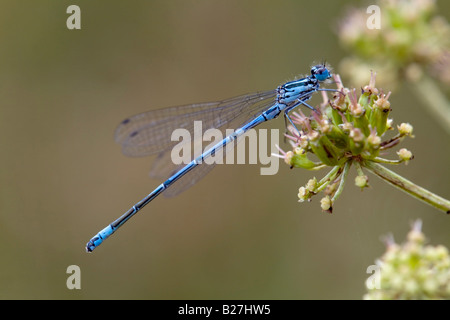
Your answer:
(86, 64), (333, 252)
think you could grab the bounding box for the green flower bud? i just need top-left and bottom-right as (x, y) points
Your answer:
(397, 148), (414, 163)
(306, 177), (318, 192)
(290, 149), (318, 170)
(355, 174), (369, 189)
(397, 123), (414, 137)
(320, 196), (332, 212)
(370, 92), (392, 135)
(298, 187), (310, 202)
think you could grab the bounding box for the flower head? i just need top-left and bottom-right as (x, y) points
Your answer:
(274, 71), (450, 214)
(364, 220), (450, 300)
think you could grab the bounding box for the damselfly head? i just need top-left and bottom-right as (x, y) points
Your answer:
(311, 64), (332, 82)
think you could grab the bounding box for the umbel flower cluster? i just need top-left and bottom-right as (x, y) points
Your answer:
(364, 220), (450, 300)
(274, 72), (450, 214)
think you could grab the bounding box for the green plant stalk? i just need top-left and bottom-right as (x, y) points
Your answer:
(409, 74), (450, 135)
(363, 161), (450, 214)
(331, 161), (351, 202)
(354, 161), (365, 176)
(314, 165), (341, 193)
(372, 157), (403, 164)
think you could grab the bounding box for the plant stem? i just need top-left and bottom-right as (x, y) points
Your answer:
(332, 161), (351, 202)
(316, 165), (341, 192)
(363, 161), (450, 214)
(372, 157), (403, 164)
(410, 74), (450, 135)
(354, 161), (365, 176)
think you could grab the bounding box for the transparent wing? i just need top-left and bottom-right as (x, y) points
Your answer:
(161, 87), (325, 196)
(114, 90), (277, 197)
(162, 161), (217, 197)
(114, 90), (276, 157)
(153, 135), (237, 197)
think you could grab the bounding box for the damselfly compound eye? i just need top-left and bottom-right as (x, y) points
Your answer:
(311, 65), (331, 82)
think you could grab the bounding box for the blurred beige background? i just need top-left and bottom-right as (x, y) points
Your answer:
(0, 0), (449, 299)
